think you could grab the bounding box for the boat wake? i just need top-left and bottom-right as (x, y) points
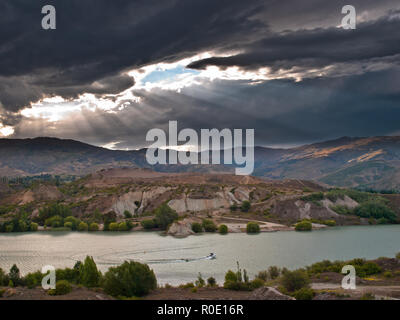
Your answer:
(145, 253), (216, 264)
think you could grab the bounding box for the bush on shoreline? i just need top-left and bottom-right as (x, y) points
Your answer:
(191, 222), (203, 233)
(246, 222), (260, 234)
(102, 261), (157, 297)
(218, 224), (228, 234)
(295, 220), (312, 231)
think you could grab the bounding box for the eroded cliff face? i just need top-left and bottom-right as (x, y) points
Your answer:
(1, 168), (386, 228)
(269, 195), (360, 223)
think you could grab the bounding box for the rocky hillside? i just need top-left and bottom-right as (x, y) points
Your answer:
(1, 169), (399, 235)
(2, 136), (400, 189)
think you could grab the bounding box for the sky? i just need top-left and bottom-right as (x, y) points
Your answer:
(1, 0), (400, 149)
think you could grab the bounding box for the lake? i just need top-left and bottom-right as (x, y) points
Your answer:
(1, 225), (399, 285)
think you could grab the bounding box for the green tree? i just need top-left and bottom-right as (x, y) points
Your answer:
(240, 201), (251, 212)
(79, 256), (101, 287)
(218, 224), (228, 234)
(109, 222), (119, 231)
(89, 222), (99, 231)
(207, 277), (217, 287)
(354, 201), (396, 222)
(202, 219), (217, 232)
(64, 216), (80, 230)
(9, 264), (20, 286)
(154, 204), (178, 230)
(295, 220), (312, 231)
(268, 266), (281, 279)
(48, 280), (72, 296)
(102, 261), (157, 297)
(77, 221), (88, 231)
(281, 270), (310, 292)
(123, 210), (133, 219)
(29, 222), (38, 231)
(246, 222), (260, 234)
(64, 221), (73, 229)
(118, 222), (128, 231)
(18, 220), (28, 232)
(141, 219), (156, 230)
(191, 222), (203, 233)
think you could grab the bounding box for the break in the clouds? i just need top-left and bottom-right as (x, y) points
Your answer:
(1, 0), (400, 149)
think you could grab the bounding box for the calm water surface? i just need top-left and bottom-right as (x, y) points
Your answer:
(1, 225), (399, 285)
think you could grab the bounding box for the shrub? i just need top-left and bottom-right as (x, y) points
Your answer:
(56, 267), (79, 284)
(330, 205), (354, 215)
(323, 220), (336, 226)
(18, 220), (28, 232)
(191, 222), (203, 233)
(118, 222), (128, 231)
(384, 271), (393, 278)
(202, 219), (217, 232)
(218, 224), (228, 234)
(30, 222), (38, 231)
(250, 278), (265, 289)
(295, 220), (312, 231)
(79, 256), (101, 287)
(141, 219), (156, 230)
(77, 222), (88, 231)
(64, 216), (80, 230)
(256, 270), (269, 281)
(354, 200), (396, 222)
(223, 263), (252, 291)
(24, 271), (43, 288)
(246, 222), (260, 234)
(89, 223), (99, 231)
(154, 204), (178, 230)
(45, 215), (63, 228)
(9, 264), (21, 286)
(48, 280), (72, 296)
(293, 287), (315, 300)
(109, 222), (119, 231)
(38, 204), (72, 224)
(396, 252), (400, 260)
(281, 270), (310, 292)
(240, 201), (251, 212)
(0, 268), (7, 286)
(179, 282), (195, 289)
(207, 277), (217, 287)
(300, 192), (324, 202)
(230, 204), (238, 212)
(195, 273), (205, 288)
(123, 210), (133, 219)
(102, 261), (157, 297)
(268, 266), (281, 279)
(361, 292), (375, 300)
(64, 222), (73, 229)
(5, 224), (13, 233)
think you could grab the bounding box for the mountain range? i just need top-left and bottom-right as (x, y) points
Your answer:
(1, 136), (400, 190)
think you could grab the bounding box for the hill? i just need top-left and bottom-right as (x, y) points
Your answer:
(1, 136), (400, 189)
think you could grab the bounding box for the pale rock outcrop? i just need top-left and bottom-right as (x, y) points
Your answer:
(138, 187), (170, 213)
(250, 287), (295, 300)
(111, 191), (142, 216)
(167, 219), (195, 237)
(168, 192), (230, 213)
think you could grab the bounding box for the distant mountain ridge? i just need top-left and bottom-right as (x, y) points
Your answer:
(1, 136), (400, 189)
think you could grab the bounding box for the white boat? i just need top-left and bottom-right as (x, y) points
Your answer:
(207, 252), (217, 260)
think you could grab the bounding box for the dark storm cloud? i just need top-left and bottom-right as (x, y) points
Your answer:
(12, 66), (400, 149)
(0, 0), (268, 111)
(2, 0), (398, 112)
(188, 12), (400, 71)
(2, 0), (400, 148)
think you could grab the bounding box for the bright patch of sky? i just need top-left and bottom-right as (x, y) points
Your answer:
(141, 65), (200, 84)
